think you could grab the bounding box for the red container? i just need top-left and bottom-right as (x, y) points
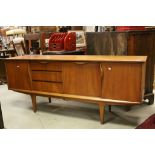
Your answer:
(116, 26), (145, 31)
(64, 32), (76, 51)
(48, 32), (76, 51)
(49, 33), (67, 51)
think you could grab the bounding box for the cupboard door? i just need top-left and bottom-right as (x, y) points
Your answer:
(101, 62), (143, 102)
(5, 61), (31, 90)
(63, 62), (101, 97)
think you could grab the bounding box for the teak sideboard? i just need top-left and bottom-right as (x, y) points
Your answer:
(5, 55), (147, 124)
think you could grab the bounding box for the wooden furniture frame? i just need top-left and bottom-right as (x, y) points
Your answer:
(5, 55), (147, 124)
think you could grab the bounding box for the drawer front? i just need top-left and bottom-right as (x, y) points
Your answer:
(32, 81), (62, 93)
(31, 71), (62, 82)
(30, 61), (62, 71)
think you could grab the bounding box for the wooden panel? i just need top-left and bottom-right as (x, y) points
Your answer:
(32, 81), (62, 93)
(24, 33), (40, 40)
(30, 61), (62, 71)
(31, 71), (62, 82)
(6, 55), (147, 62)
(101, 62), (143, 102)
(127, 32), (155, 94)
(5, 61), (31, 90)
(14, 89), (140, 105)
(63, 62), (101, 97)
(86, 32), (127, 55)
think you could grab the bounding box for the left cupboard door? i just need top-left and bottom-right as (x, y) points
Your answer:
(5, 61), (31, 90)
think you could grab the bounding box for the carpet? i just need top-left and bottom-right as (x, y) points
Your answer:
(136, 114), (155, 129)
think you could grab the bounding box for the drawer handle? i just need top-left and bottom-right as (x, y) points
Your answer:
(39, 61), (49, 64)
(74, 62), (88, 65)
(16, 66), (20, 68)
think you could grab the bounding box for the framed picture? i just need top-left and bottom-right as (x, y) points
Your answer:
(68, 30), (86, 47)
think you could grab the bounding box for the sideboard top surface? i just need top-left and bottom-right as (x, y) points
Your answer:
(5, 55), (147, 62)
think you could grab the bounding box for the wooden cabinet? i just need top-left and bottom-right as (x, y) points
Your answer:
(86, 31), (155, 104)
(5, 61), (31, 90)
(5, 55), (147, 124)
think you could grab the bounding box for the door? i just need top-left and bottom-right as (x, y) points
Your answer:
(5, 61), (31, 90)
(101, 62), (142, 102)
(63, 62), (101, 97)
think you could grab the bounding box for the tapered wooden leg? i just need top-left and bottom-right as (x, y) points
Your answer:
(31, 95), (37, 112)
(99, 102), (105, 124)
(48, 97), (51, 103)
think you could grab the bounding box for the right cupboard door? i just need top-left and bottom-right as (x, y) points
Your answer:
(101, 62), (143, 102)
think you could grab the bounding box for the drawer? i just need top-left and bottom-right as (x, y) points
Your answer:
(31, 71), (62, 82)
(32, 81), (62, 93)
(30, 61), (62, 71)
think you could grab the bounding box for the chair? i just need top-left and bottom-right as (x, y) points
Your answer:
(12, 37), (26, 56)
(12, 41), (26, 56)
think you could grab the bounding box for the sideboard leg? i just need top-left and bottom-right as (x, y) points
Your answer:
(31, 95), (37, 112)
(48, 97), (51, 103)
(99, 103), (105, 124)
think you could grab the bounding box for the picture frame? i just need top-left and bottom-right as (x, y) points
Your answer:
(68, 30), (86, 47)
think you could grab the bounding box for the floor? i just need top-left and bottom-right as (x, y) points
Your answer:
(0, 84), (155, 129)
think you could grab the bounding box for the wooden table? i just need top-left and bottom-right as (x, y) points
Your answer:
(5, 55), (147, 124)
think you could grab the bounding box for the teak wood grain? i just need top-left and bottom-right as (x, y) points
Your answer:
(6, 55), (147, 62)
(62, 62), (101, 97)
(32, 81), (62, 93)
(5, 55), (147, 124)
(101, 62), (143, 102)
(31, 71), (62, 82)
(30, 61), (62, 71)
(5, 61), (31, 90)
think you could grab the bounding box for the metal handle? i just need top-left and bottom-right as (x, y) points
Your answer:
(108, 67), (112, 71)
(74, 62), (88, 65)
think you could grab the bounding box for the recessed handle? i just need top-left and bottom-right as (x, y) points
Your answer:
(74, 62), (88, 65)
(39, 61), (49, 64)
(100, 64), (103, 78)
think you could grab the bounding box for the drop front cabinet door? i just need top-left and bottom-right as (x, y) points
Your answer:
(62, 62), (101, 97)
